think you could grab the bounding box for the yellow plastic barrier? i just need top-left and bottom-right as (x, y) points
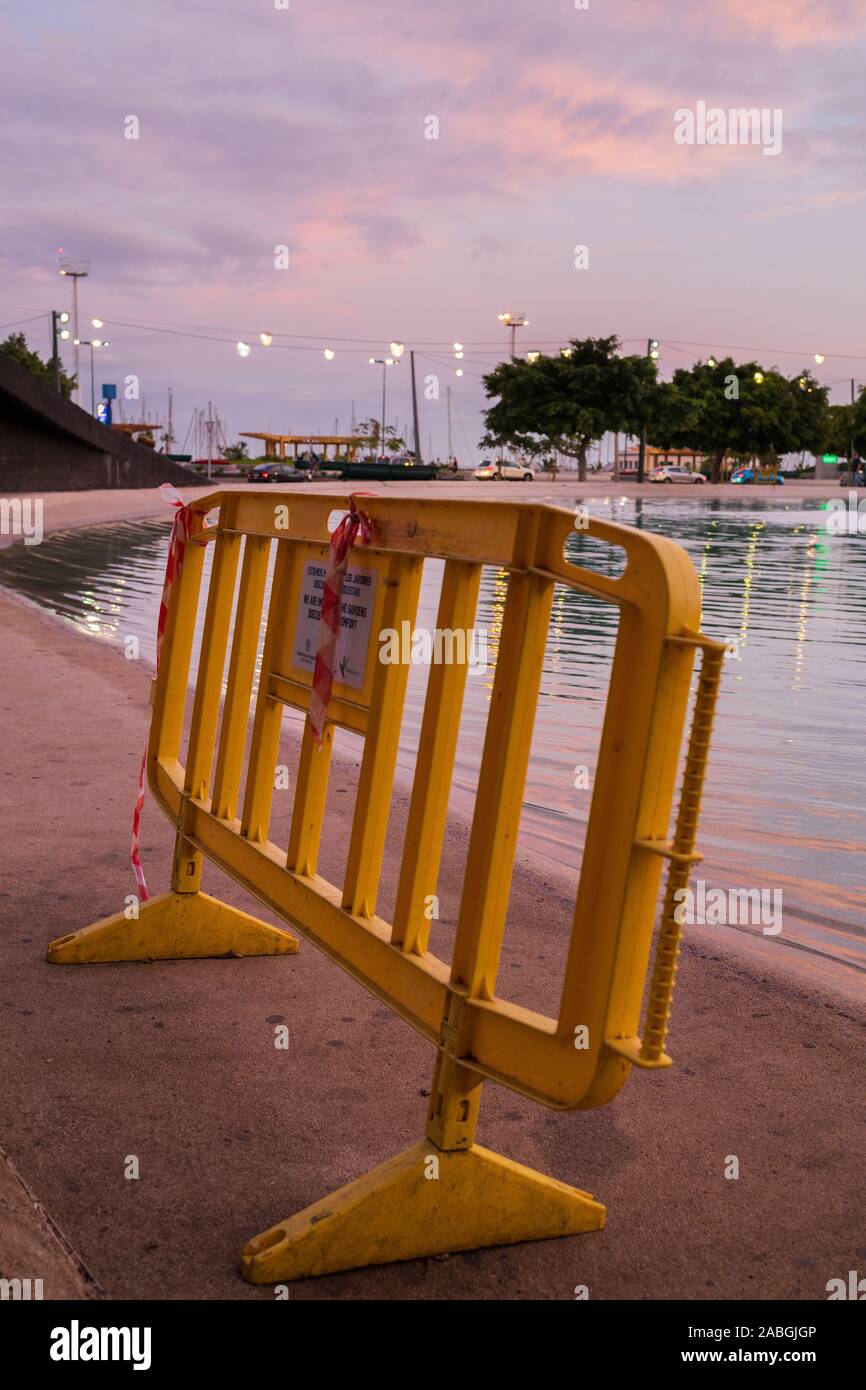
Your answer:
(48, 490), (724, 1281)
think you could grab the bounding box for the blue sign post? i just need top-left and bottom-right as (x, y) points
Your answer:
(99, 383), (117, 427)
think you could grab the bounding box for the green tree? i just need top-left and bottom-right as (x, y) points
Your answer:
(482, 336), (657, 481)
(820, 391), (866, 476)
(848, 387), (866, 458)
(650, 359), (828, 483)
(0, 331), (76, 398)
(819, 404), (853, 458)
(220, 441), (249, 461)
(356, 418), (405, 456)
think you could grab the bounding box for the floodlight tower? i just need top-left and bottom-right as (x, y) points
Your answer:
(498, 311), (529, 359)
(58, 258), (90, 406)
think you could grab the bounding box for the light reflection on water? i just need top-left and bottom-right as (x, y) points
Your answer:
(1, 496), (863, 974)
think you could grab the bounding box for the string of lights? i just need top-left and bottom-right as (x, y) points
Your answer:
(416, 351), (489, 378)
(0, 313), (53, 331)
(7, 303), (866, 371)
(87, 320), (866, 369)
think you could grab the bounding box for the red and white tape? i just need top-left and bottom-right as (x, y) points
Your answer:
(309, 498), (373, 745)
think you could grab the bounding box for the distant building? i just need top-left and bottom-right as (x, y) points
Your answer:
(615, 443), (707, 477)
(813, 453), (851, 481)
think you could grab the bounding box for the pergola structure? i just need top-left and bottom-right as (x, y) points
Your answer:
(240, 433), (372, 463)
(111, 422), (160, 436)
(111, 422), (160, 448)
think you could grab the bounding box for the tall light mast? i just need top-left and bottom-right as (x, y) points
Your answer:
(58, 257), (90, 407)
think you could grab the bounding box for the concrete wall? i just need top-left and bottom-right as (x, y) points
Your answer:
(0, 351), (196, 491)
(814, 457), (845, 482)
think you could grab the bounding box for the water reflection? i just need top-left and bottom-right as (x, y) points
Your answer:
(0, 498), (863, 973)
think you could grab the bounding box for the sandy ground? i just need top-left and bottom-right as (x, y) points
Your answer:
(0, 1145), (98, 1300)
(0, 474), (841, 549)
(0, 573), (863, 1301)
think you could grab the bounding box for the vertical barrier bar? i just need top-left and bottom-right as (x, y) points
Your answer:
(150, 525), (208, 770)
(148, 512), (210, 893)
(342, 552), (423, 918)
(241, 540), (293, 843)
(428, 514), (552, 1151)
(287, 719), (334, 877)
(211, 535), (271, 821)
(177, 510), (242, 891)
(449, 519), (551, 999)
(185, 513), (242, 801)
(392, 559), (481, 953)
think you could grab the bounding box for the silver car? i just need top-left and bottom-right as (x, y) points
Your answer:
(650, 465), (707, 484)
(474, 460), (536, 481)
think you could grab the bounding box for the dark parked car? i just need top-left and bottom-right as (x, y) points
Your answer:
(246, 462), (308, 482)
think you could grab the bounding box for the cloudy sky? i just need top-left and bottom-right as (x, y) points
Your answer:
(2, 0), (864, 459)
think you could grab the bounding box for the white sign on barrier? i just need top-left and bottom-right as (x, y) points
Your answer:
(291, 561), (378, 690)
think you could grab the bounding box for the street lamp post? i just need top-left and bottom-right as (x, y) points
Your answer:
(637, 338), (659, 484)
(59, 259), (89, 407)
(369, 356), (398, 459)
(51, 310), (70, 391)
(73, 338), (109, 415)
(850, 378), (859, 481)
(497, 313), (529, 465)
(388, 341), (423, 464)
(498, 311), (529, 359)
(410, 351), (423, 464)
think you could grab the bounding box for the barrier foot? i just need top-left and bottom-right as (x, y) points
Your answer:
(239, 1139), (605, 1283)
(46, 890), (299, 964)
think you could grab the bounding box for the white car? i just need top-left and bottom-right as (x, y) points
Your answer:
(650, 465), (707, 484)
(474, 460), (536, 481)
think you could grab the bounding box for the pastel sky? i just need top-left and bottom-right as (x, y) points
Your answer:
(2, 0), (864, 459)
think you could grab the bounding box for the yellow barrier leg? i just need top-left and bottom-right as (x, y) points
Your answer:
(241, 1044), (603, 1284)
(46, 891), (299, 964)
(240, 1139), (604, 1284)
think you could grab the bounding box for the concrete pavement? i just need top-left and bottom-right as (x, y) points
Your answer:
(0, 474), (838, 553)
